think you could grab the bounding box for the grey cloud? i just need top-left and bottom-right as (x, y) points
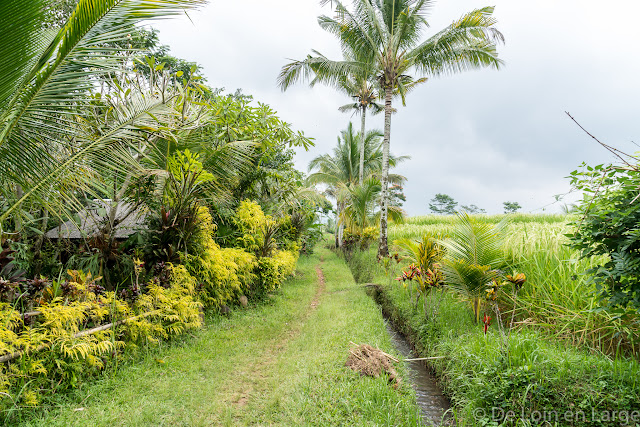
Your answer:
(153, 0), (640, 215)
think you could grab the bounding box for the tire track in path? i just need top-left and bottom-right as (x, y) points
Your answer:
(228, 260), (327, 408)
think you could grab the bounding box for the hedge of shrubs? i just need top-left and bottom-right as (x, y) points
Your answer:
(0, 200), (300, 413)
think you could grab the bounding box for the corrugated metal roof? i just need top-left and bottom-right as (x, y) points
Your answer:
(45, 200), (147, 239)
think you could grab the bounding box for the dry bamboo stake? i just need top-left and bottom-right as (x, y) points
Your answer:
(402, 356), (445, 362)
(0, 309), (164, 364)
(348, 349), (366, 361)
(378, 350), (399, 363)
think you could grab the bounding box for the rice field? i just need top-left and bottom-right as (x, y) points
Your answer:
(388, 214), (640, 358)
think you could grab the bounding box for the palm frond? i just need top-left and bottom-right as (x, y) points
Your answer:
(408, 7), (504, 77)
(0, 0), (206, 229)
(440, 213), (507, 299)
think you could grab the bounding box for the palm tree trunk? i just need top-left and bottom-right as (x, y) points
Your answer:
(359, 105), (366, 185)
(377, 87), (392, 258)
(337, 201), (345, 248)
(335, 202), (341, 248)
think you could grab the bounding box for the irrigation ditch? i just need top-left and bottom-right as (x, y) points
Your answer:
(366, 284), (454, 427)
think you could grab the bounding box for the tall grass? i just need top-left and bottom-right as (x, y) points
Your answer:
(504, 222), (639, 357)
(373, 277), (640, 426)
(388, 215), (640, 358)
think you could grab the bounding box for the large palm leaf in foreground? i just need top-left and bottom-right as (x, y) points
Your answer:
(0, 0), (206, 232)
(441, 213), (507, 322)
(281, 0), (503, 257)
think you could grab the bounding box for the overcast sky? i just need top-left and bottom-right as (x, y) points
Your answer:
(153, 0), (640, 216)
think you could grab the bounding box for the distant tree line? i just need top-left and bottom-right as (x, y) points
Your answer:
(428, 193), (521, 215)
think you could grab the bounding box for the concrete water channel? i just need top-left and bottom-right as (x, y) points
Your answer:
(384, 321), (454, 426)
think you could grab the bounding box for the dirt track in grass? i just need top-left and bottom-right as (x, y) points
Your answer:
(229, 262), (327, 409)
(25, 247), (422, 426)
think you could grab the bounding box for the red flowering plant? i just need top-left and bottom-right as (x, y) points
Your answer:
(395, 233), (446, 322)
(482, 314), (492, 335)
(483, 272), (527, 353)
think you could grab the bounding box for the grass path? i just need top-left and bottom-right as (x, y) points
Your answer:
(22, 247), (422, 426)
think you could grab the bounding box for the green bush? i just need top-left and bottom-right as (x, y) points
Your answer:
(569, 163), (640, 313)
(254, 250), (298, 299)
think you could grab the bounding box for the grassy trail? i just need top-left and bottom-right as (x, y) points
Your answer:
(23, 247), (422, 426)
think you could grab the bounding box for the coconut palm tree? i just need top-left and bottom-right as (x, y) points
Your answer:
(308, 122), (407, 245)
(337, 74), (384, 186)
(279, 0), (503, 257)
(0, 0), (205, 235)
(441, 213), (506, 323)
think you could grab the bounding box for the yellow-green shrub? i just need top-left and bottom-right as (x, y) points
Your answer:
(274, 249), (298, 277)
(0, 265), (203, 412)
(255, 249), (299, 296)
(343, 226), (379, 251)
(0, 291), (122, 407)
(184, 206), (257, 308)
(234, 199), (274, 252)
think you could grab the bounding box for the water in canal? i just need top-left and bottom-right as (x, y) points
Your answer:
(385, 321), (453, 426)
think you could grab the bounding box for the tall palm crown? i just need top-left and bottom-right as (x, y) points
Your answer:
(280, 0), (503, 256)
(337, 74), (383, 185)
(307, 122), (406, 191)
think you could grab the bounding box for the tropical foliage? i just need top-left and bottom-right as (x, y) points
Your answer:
(0, 0), (320, 417)
(569, 163), (640, 313)
(307, 123), (407, 248)
(0, 0), (206, 230)
(280, 0), (503, 256)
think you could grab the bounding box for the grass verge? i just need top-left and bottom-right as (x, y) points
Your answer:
(366, 264), (640, 427)
(16, 246), (423, 426)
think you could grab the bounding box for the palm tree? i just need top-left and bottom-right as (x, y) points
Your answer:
(441, 213), (506, 322)
(0, 0), (205, 234)
(308, 122), (407, 245)
(337, 73), (384, 186)
(279, 0), (503, 257)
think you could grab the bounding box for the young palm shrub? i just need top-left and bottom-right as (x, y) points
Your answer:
(395, 233), (445, 321)
(441, 213), (507, 323)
